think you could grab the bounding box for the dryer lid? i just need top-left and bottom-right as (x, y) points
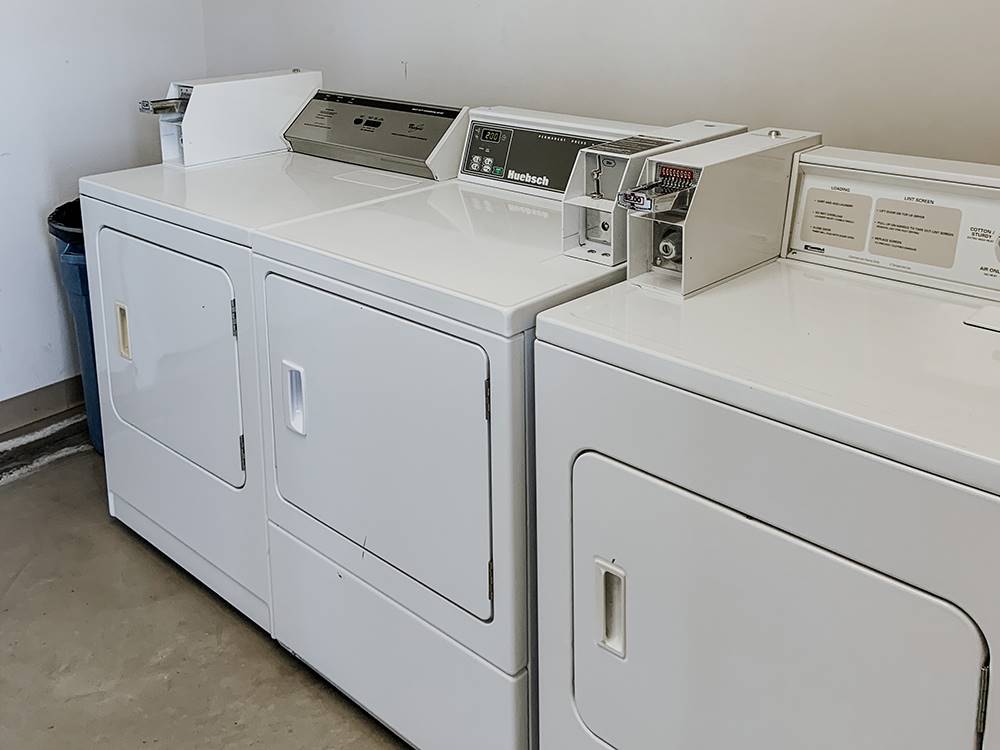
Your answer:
(536, 261), (1000, 497)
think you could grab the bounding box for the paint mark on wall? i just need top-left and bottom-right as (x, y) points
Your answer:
(0, 444), (91, 487)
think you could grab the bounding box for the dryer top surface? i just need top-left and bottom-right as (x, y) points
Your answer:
(253, 181), (622, 336)
(80, 152), (434, 246)
(537, 260), (1000, 495)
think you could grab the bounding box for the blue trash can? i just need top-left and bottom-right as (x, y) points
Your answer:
(49, 199), (103, 454)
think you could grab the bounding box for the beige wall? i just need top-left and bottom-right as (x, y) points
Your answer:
(203, 0), (999, 164)
(0, 2), (206, 401)
(6, 1), (988, 402)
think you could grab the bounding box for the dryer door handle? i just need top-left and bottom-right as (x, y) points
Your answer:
(282, 360), (307, 436)
(596, 558), (626, 659)
(115, 302), (132, 360)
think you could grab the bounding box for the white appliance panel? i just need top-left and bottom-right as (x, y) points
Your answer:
(268, 524), (527, 750)
(149, 69), (320, 167)
(788, 148), (1000, 298)
(80, 153), (429, 247)
(253, 255), (529, 675)
(264, 274), (493, 617)
(571, 451), (985, 750)
(536, 263), (1000, 496)
(251, 180), (624, 336)
(98, 228), (245, 486)
(533, 340), (1000, 750)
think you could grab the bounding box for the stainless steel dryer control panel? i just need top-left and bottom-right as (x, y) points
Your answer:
(285, 91), (469, 179)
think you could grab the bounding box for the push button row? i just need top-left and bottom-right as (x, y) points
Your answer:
(468, 155), (503, 175)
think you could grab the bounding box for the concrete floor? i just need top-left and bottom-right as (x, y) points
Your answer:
(0, 450), (406, 749)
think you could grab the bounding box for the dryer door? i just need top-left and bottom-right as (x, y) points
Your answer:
(572, 452), (986, 750)
(98, 228), (246, 487)
(264, 275), (493, 619)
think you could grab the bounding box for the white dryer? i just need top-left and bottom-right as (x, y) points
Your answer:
(535, 146), (1000, 749)
(81, 84), (470, 629)
(250, 109), (746, 749)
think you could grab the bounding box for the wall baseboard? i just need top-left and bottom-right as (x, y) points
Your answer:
(0, 376), (84, 436)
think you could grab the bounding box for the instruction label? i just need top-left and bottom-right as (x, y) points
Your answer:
(800, 188), (872, 252)
(868, 199), (961, 268)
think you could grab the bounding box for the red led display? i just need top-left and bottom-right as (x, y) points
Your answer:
(657, 166), (697, 183)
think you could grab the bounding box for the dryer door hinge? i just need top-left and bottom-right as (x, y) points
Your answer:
(231, 299), (238, 338)
(488, 560), (494, 601)
(977, 664), (990, 734)
(239, 434), (246, 471)
(484, 377), (491, 421)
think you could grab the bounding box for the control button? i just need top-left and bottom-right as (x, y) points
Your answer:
(493, 166), (503, 175)
(484, 158), (494, 166)
(472, 155), (481, 164)
(353, 118), (364, 125)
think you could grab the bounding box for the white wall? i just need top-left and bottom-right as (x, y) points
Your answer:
(0, 2), (207, 402)
(202, 0), (1000, 165)
(4, 0), (995, 403)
